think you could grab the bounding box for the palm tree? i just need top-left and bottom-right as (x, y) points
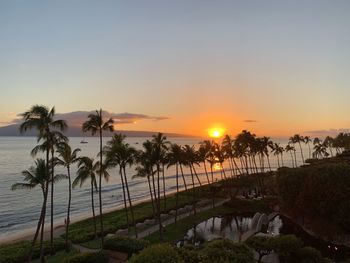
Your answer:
(20, 105), (67, 255)
(11, 159), (49, 262)
(323, 136), (334, 157)
(104, 135), (138, 237)
(151, 133), (169, 240)
(304, 136), (312, 160)
(291, 134), (305, 164)
(73, 157), (99, 239)
(182, 145), (198, 215)
(222, 135), (241, 176)
(167, 143), (183, 223)
(313, 143), (329, 159)
(285, 144), (296, 168)
(82, 109), (114, 245)
(55, 142), (81, 251)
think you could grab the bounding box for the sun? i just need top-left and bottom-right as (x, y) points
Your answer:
(208, 127), (225, 138)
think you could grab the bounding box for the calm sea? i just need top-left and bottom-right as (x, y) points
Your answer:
(0, 136), (299, 240)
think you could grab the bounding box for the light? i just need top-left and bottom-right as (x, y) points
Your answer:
(208, 127), (225, 138)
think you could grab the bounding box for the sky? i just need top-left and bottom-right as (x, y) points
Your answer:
(0, 0), (350, 137)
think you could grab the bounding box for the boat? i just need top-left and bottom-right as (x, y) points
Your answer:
(80, 140), (88, 144)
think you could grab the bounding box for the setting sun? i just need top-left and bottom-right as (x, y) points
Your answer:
(208, 127), (225, 138)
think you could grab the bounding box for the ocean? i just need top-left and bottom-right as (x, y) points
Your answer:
(0, 136), (300, 240)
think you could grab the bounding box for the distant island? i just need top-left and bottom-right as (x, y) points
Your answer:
(0, 124), (193, 138)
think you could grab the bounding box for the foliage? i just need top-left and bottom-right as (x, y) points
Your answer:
(128, 243), (181, 263)
(103, 236), (149, 258)
(277, 163), (350, 232)
(295, 246), (322, 263)
(272, 234), (303, 258)
(176, 245), (202, 263)
(0, 238), (65, 263)
(201, 239), (254, 263)
(246, 236), (274, 263)
(63, 251), (108, 263)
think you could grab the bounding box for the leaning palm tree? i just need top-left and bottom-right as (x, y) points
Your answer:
(11, 159), (49, 263)
(20, 105), (67, 255)
(82, 109), (114, 245)
(285, 144), (296, 168)
(323, 136), (334, 157)
(73, 157), (99, 239)
(55, 142), (81, 251)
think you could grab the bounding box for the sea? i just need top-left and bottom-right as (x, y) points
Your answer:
(0, 136), (302, 241)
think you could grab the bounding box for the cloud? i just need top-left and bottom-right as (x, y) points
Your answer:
(305, 128), (350, 136)
(243, 119), (258, 123)
(11, 111), (169, 127)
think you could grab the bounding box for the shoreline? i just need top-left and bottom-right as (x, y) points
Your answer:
(0, 188), (182, 245)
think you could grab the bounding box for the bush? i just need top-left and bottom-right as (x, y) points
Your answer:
(296, 246), (322, 262)
(176, 245), (202, 263)
(0, 238), (65, 263)
(63, 251), (108, 263)
(103, 236), (149, 258)
(201, 239), (254, 263)
(128, 243), (181, 263)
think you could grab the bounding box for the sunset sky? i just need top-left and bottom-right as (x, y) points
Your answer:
(1, 1), (350, 137)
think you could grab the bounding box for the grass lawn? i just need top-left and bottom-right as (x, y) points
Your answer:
(68, 185), (214, 243)
(144, 198), (274, 244)
(32, 249), (78, 263)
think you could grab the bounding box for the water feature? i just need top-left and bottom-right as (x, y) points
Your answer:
(177, 213), (350, 260)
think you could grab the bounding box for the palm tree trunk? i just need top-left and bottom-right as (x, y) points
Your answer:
(98, 129), (104, 246)
(28, 190), (45, 262)
(179, 164), (189, 192)
(50, 148), (54, 255)
(298, 142), (305, 164)
(151, 168), (158, 222)
(307, 143), (311, 159)
(65, 165), (71, 252)
(175, 163), (179, 223)
(189, 166), (196, 215)
(119, 168), (130, 233)
(90, 181), (97, 239)
(162, 164), (166, 211)
(232, 158), (242, 175)
(210, 165), (215, 208)
(123, 167), (137, 238)
(191, 165), (202, 186)
(147, 176), (155, 219)
(203, 161), (210, 184)
(281, 152), (284, 167)
(266, 155), (272, 172)
(156, 164), (163, 240)
(40, 182), (49, 263)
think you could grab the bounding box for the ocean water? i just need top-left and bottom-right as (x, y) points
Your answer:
(0, 136), (304, 240)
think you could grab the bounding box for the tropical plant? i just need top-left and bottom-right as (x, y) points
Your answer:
(104, 134), (138, 237)
(72, 157), (99, 239)
(82, 109), (114, 245)
(19, 105), (67, 257)
(55, 142), (81, 251)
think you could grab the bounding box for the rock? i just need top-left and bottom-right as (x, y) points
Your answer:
(115, 228), (128, 235)
(106, 233), (115, 239)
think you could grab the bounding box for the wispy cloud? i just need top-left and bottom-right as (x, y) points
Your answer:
(10, 111), (169, 127)
(243, 119), (258, 123)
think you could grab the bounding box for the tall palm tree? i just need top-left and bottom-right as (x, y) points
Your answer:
(73, 157), (99, 239)
(304, 136), (312, 160)
(104, 135), (138, 237)
(182, 145), (198, 215)
(20, 105), (67, 255)
(82, 109), (114, 245)
(55, 142), (81, 251)
(167, 143), (183, 223)
(11, 159), (49, 263)
(323, 136), (334, 157)
(291, 134), (305, 164)
(285, 144), (296, 168)
(151, 133), (169, 240)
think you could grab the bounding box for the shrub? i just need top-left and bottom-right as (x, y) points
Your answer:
(176, 245), (202, 263)
(296, 246), (322, 262)
(63, 251), (108, 263)
(201, 239), (254, 263)
(128, 243), (181, 263)
(103, 236), (149, 258)
(0, 238), (65, 263)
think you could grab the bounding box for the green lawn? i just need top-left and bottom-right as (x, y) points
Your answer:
(32, 249), (78, 263)
(68, 185), (214, 243)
